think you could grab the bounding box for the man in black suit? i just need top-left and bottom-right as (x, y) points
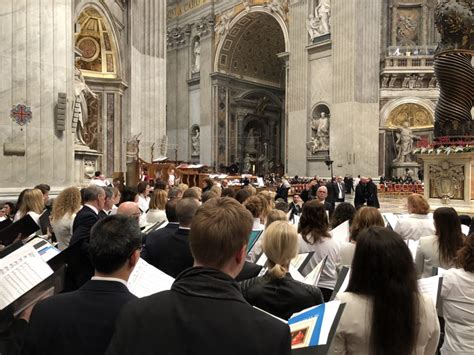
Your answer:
(66, 185), (106, 290)
(366, 178), (380, 209)
(106, 197), (291, 355)
(23, 215), (141, 355)
(142, 197), (199, 277)
(334, 176), (346, 203)
(99, 186), (115, 218)
(316, 185), (334, 217)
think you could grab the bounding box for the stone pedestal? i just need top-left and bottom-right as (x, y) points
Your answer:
(74, 146), (102, 186)
(418, 152), (474, 214)
(391, 162), (419, 180)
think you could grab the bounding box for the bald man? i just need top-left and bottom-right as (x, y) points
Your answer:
(117, 202), (141, 223)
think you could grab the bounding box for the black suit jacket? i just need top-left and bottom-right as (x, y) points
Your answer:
(65, 206), (101, 291)
(240, 273), (324, 320)
(106, 267), (291, 355)
(23, 280), (136, 355)
(142, 226), (193, 278)
(141, 222), (179, 248)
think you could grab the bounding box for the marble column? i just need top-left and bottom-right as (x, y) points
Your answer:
(287, 0), (309, 175)
(129, 0), (166, 162)
(331, 0), (382, 178)
(0, 0), (74, 197)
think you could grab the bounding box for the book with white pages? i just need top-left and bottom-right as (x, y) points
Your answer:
(382, 213), (399, 230)
(302, 256), (327, 286)
(405, 239), (419, 261)
(25, 237), (60, 263)
(0, 244), (54, 310)
(330, 266), (351, 300)
(127, 258), (174, 298)
(461, 224), (469, 236)
(256, 252), (315, 280)
(418, 275), (443, 307)
(432, 266), (448, 276)
(330, 221), (350, 245)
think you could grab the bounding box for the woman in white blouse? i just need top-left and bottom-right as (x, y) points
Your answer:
(415, 207), (465, 278)
(440, 236), (474, 355)
(330, 226), (440, 355)
(297, 200), (340, 301)
(51, 187), (82, 250)
(137, 181), (152, 213)
(146, 189), (168, 225)
(394, 193), (435, 241)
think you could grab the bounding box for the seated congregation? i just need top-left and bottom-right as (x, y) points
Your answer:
(0, 179), (473, 355)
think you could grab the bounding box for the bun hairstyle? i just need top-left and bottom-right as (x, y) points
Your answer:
(244, 196), (264, 218)
(263, 221), (298, 279)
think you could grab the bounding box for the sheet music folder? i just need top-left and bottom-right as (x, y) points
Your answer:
(0, 214), (39, 246)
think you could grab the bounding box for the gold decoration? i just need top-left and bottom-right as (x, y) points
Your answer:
(386, 103), (434, 129)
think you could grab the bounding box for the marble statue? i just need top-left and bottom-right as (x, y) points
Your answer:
(215, 9), (234, 38)
(312, 112), (330, 151)
(191, 126), (200, 156)
(265, 0), (287, 20)
(393, 122), (420, 163)
(243, 153), (253, 173)
(306, 14), (322, 41)
(191, 39), (200, 74)
(126, 133), (141, 163)
(74, 66), (97, 146)
(315, 0), (331, 34)
(258, 153), (268, 175)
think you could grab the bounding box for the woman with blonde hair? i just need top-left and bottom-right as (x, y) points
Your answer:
(51, 187), (82, 250)
(17, 189), (45, 221)
(395, 193), (435, 241)
(339, 206), (385, 267)
(240, 221), (323, 320)
(146, 189), (168, 224)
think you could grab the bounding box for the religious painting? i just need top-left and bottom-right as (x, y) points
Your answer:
(396, 7), (421, 47)
(290, 317), (317, 349)
(386, 103), (433, 129)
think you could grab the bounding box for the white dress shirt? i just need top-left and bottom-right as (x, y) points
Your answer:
(394, 214), (435, 241)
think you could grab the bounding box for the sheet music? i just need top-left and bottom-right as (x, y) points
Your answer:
(405, 239), (419, 261)
(382, 213), (399, 229)
(330, 220), (350, 245)
(127, 258), (174, 298)
(255, 253), (305, 281)
(0, 244), (54, 310)
(302, 255), (327, 286)
(290, 253), (310, 271)
(436, 267), (447, 276)
(418, 276), (442, 306)
(25, 238), (60, 262)
(461, 224), (469, 235)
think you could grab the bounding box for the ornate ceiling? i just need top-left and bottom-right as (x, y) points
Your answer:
(75, 7), (119, 78)
(217, 12), (285, 86)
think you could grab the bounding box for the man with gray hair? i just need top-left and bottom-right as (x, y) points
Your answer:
(67, 185), (106, 290)
(99, 186), (115, 218)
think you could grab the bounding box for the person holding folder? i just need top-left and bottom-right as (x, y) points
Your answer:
(330, 227), (440, 355)
(240, 221), (323, 320)
(23, 215), (141, 355)
(106, 197), (291, 355)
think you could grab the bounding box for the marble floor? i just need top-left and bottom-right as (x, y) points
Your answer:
(341, 193), (408, 214)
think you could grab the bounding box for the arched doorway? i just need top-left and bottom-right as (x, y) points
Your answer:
(212, 9), (288, 175)
(73, 5), (125, 179)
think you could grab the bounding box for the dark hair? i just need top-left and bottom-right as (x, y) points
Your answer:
(89, 215), (142, 274)
(298, 200), (330, 244)
(330, 202), (356, 229)
(221, 188), (236, 199)
(3, 202), (15, 217)
(119, 187), (138, 205)
(202, 177), (214, 189)
(347, 227), (419, 355)
(83, 185), (104, 203)
(137, 181), (149, 194)
(15, 189), (29, 214)
(154, 180), (167, 190)
(275, 201), (289, 213)
(165, 198), (179, 222)
(434, 207), (465, 265)
(457, 234), (474, 272)
(235, 189), (252, 204)
(176, 198), (200, 227)
(94, 171), (101, 177)
(34, 184), (50, 194)
(350, 207), (384, 242)
(190, 197), (253, 268)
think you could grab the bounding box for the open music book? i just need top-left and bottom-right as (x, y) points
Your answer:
(127, 258), (175, 298)
(247, 230), (264, 253)
(382, 213), (399, 230)
(330, 221), (350, 245)
(0, 244), (54, 310)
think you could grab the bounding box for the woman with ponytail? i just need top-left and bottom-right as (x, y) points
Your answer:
(240, 221), (323, 320)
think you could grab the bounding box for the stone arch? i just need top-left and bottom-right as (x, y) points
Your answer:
(214, 6), (289, 86)
(380, 98), (435, 128)
(74, 2), (123, 79)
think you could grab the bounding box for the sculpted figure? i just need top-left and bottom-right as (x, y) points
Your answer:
(191, 40), (200, 74)
(393, 122), (420, 163)
(315, 0), (331, 34)
(74, 66), (97, 145)
(191, 127), (200, 156)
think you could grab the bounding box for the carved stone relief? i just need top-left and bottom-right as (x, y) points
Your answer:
(429, 160), (465, 201)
